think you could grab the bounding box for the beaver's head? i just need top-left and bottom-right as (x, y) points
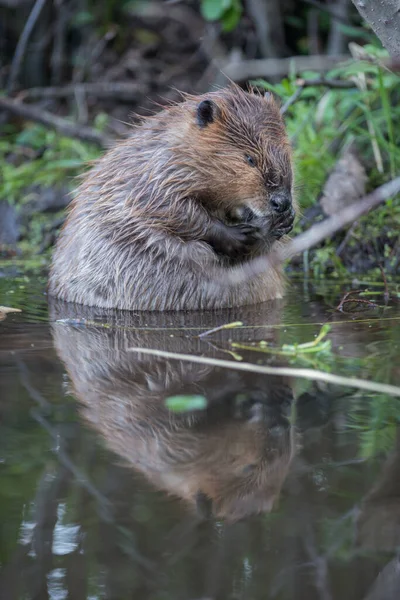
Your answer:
(177, 86), (295, 239)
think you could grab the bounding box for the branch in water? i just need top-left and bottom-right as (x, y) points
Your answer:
(128, 348), (400, 397)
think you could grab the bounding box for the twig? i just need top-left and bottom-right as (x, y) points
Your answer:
(296, 76), (356, 89)
(336, 220), (358, 256)
(21, 82), (143, 102)
(72, 28), (117, 85)
(128, 347), (400, 397)
(0, 96), (113, 148)
(339, 298), (380, 311)
(336, 289), (362, 312)
(7, 0), (48, 93)
(277, 177), (400, 262)
(198, 321), (243, 339)
(280, 87), (304, 114)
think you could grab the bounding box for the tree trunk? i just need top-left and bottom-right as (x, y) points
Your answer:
(351, 0), (400, 57)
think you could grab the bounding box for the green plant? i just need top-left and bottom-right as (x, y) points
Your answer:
(253, 46), (400, 212)
(0, 124), (102, 205)
(200, 0), (242, 32)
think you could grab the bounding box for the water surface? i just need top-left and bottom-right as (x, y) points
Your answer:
(1, 266), (400, 600)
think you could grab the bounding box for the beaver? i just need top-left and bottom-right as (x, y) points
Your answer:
(49, 85), (295, 311)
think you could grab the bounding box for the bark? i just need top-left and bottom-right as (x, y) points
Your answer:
(351, 0), (400, 57)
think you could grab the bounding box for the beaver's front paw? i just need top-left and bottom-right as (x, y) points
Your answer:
(211, 222), (261, 259)
(271, 208), (295, 240)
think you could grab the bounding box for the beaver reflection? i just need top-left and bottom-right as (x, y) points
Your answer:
(51, 301), (297, 521)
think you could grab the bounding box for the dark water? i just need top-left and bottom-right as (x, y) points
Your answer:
(1, 266), (400, 600)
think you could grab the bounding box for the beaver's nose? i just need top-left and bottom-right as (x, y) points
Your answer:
(270, 190), (292, 214)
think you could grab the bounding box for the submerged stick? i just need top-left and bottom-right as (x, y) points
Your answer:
(128, 347), (400, 397)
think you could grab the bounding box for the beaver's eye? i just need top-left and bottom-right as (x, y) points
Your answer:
(245, 154), (256, 167)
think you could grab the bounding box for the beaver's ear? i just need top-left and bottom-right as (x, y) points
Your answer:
(195, 490), (213, 518)
(196, 99), (218, 128)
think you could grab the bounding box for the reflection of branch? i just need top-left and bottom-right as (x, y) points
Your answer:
(16, 358), (156, 573)
(128, 348), (400, 397)
(0, 96), (113, 147)
(16, 359), (112, 512)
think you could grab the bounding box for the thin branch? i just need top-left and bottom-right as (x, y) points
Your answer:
(278, 177), (400, 262)
(21, 82), (143, 102)
(336, 220), (358, 256)
(7, 0), (48, 93)
(280, 87), (304, 114)
(218, 55), (399, 86)
(297, 76), (356, 88)
(218, 54), (350, 83)
(198, 321), (243, 339)
(0, 96), (113, 147)
(336, 289), (362, 312)
(128, 348), (400, 397)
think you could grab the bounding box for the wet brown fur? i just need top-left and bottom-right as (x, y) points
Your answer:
(49, 85), (295, 310)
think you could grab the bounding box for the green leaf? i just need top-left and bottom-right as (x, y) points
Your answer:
(70, 11), (95, 27)
(201, 0), (227, 21)
(222, 2), (242, 32)
(165, 395), (208, 413)
(337, 23), (375, 41)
